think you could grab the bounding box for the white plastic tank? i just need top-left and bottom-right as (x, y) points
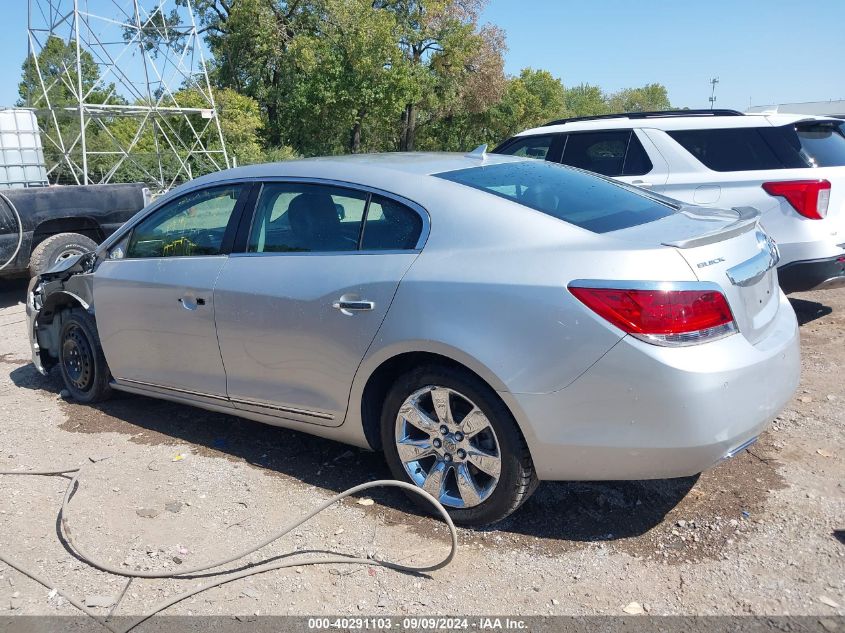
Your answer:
(0, 109), (48, 189)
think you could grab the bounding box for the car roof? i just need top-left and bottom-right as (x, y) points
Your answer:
(515, 112), (840, 136)
(186, 152), (525, 188)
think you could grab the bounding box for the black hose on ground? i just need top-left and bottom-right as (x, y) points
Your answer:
(0, 466), (459, 633)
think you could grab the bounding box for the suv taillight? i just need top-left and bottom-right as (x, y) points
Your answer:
(569, 285), (737, 346)
(762, 180), (831, 219)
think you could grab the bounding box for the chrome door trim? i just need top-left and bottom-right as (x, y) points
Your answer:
(115, 378), (336, 421)
(115, 377), (229, 402)
(229, 397), (335, 421)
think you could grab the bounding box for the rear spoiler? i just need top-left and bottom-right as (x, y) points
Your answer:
(661, 206), (761, 249)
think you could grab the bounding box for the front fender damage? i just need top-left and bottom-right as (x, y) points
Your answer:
(28, 252), (98, 374)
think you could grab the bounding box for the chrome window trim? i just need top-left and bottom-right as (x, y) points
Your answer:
(229, 249), (420, 258)
(98, 176), (431, 255)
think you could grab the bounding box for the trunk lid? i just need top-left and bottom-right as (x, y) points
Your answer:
(609, 205), (781, 344)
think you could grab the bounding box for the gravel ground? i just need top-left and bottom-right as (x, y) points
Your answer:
(0, 278), (842, 618)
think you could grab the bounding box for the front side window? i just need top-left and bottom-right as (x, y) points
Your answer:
(494, 135), (555, 160)
(249, 184), (367, 253)
(436, 160), (676, 233)
(126, 184), (244, 258)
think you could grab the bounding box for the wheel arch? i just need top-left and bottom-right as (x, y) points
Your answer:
(352, 342), (511, 451)
(31, 217), (104, 251)
(35, 292), (92, 369)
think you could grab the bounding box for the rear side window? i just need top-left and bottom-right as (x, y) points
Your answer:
(560, 130), (653, 177)
(361, 195), (423, 250)
(494, 135), (555, 160)
(249, 184), (366, 253)
(248, 184), (423, 253)
(792, 121), (845, 167)
(668, 127), (800, 171)
(435, 160), (676, 234)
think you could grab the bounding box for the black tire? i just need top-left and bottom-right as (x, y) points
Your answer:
(29, 232), (98, 277)
(381, 364), (537, 526)
(58, 309), (112, 404)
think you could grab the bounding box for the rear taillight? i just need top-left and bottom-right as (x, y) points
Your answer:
(762, 180), (831, 219)
(569, 284), (736, 346)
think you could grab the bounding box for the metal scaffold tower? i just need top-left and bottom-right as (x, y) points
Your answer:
(26, 0), (229, 191)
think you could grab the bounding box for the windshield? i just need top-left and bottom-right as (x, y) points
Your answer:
(435, 160), (677, 233)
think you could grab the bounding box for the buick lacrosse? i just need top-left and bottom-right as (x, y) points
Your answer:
(27, 151), (800, 525)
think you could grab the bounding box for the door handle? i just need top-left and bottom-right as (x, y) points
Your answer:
(178, 296), (206, 310)
(631, 180), (653, 188)
(332, 299), (375, 315)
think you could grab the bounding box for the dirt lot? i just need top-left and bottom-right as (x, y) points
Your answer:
(0, 277), (842, 618)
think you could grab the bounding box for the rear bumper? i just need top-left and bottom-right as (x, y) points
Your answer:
(504, 292), (800, 481)
(778, 251), (845, 293)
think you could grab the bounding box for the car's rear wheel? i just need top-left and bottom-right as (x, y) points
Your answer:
(381, 365), (537, 526)
(29, 232), (98, 277)
(58, 309), (112, 403)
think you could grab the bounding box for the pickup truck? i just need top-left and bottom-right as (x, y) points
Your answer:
(0, 183), (149, 278)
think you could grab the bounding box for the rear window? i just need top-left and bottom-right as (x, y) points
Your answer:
(435, 160), (676, 233)
(668, 128), (794, 171)
(669, 123), (845, 171)
(792, 121), (845, 167)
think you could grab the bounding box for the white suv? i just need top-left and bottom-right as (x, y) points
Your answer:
(494, 109), (845, 293)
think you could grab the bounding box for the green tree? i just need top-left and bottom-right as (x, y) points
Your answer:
(420, 67), (565, 151)
(606, 83), (671, 113)
(200, 0), (318, 147)
(376, 0), (506, 151)
(563, 83), (608, 118)
(282, 0), (409, 154)
(18, 35), (120, 183)
(18, 35), (116, 108)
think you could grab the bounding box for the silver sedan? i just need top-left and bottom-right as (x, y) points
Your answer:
(27, 152), (800, 525)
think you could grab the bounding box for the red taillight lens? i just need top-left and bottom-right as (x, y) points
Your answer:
(569, 286), (736, 346)
(762, 180), (831, 219)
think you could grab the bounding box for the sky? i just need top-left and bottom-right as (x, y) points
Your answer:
(1, 0), (843, 111)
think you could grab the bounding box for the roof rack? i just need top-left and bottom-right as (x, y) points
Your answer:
(544, 109), (744, 126)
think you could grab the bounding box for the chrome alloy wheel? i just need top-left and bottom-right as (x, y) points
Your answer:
(395, 386), (501, 508)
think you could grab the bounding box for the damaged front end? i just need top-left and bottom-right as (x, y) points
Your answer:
(27, 252), (98, 375)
